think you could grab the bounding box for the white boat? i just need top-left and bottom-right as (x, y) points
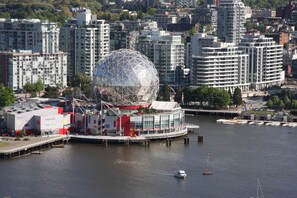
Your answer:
(174, 169), (187, 179)
(256, 122), (264, 126)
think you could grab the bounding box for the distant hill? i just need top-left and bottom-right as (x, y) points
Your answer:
(0, 0), (105, 25)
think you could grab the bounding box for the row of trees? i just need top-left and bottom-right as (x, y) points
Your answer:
(266, 92), (297, 110)
(242, 0), (289, 9)
(157, 85), (243, 109)
(23, 79), (44, 97)
(0, 84), (15, 108)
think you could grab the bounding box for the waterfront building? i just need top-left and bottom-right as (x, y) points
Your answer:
(191, 42), (250, 92)
(59, 9), (110, 79)
(4, 102), (71, 135)
(238, 35), (284, 90)
(90, 49), (187, 138)
(136, 28), (185, 85)
(0, 50), (67, 91)
(0, 18), (59, 54)
(186, 33), (217, 76)
(217, 0), (246, 44)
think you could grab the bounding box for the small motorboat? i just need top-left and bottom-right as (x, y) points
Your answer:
(174, 169), (187, 179)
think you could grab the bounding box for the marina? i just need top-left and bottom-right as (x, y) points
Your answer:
(216, 118), (297, 127)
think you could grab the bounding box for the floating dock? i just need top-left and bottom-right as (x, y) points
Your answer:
(217, 119), (297, 127)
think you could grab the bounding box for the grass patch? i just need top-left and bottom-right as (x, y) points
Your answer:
(243, 110), (276, 116)
(0, 142), (8, 147)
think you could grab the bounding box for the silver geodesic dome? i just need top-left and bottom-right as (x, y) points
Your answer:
(93, 49), (159, 105)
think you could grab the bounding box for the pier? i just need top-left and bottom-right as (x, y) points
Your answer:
(0, 128), (192, 159)
(69, 128), (188, 145)
(184, 108), (241, 117)
(0, 135), (69, 159)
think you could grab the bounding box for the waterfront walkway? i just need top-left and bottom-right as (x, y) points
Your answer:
(70, 128), (188, 142)
(184, 108), (241, 116)
(0, 135), (68, 158)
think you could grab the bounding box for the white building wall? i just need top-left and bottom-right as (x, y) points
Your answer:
(6, 51), (67, 90)
(192, 43), (250, 92)
(137, 28), (185, 85)
(59, 10), (110, 79)
(37, 114), (63, 132)
(5, 107), (59, 132)
(0, 18), (59, 53)
(104, 116), (117, 130)
(239, 35), (284, 90)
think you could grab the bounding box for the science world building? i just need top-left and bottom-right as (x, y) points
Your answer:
(84, 49), (188, 138)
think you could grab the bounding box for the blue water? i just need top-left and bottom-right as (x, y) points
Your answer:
(0, 116), (297, 198)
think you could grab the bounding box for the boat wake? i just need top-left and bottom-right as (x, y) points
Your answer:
(113, 159), (141, 166)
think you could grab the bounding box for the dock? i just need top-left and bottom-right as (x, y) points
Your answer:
(0, 135), (69, 159)
(186, 123), (200, 133)
(217, 118), (297, 127)
(0, 128), (190, 159)
(184, 108), (241, 117)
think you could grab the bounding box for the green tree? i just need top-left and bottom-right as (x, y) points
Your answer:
(174, 87), (183, 104)
(158, 84), (170, 101)
(271, 95), (280, 106)
(71, 74), (92, 98)
(283, 95), (291, 108)
(23, 81), (35, 93)
(35, 79), (44, 97)
(197, 86), (209, 106)
(0, 84), (15, 108)
(44, 86), (61, 98)
(278, 100), (285, 110)
(233, 87), (243, 107)
(183, 87), (193, 105)
(63, 87), (73, 98)
(291, 100), (297, 109)
(147, 8), (157, 15)
(266, 99), (273, 108)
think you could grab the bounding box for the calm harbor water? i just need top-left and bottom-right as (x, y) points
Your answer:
(1, 115), (297, 198)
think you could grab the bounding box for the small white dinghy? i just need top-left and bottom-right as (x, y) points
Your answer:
(174, 169), (187, 179)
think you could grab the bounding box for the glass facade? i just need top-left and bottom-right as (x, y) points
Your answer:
(130, 110), (185, 135)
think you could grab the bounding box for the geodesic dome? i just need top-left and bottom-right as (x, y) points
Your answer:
(93, 49), (159, 105)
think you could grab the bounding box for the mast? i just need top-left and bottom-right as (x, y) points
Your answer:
(256, 179), (264, 198)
